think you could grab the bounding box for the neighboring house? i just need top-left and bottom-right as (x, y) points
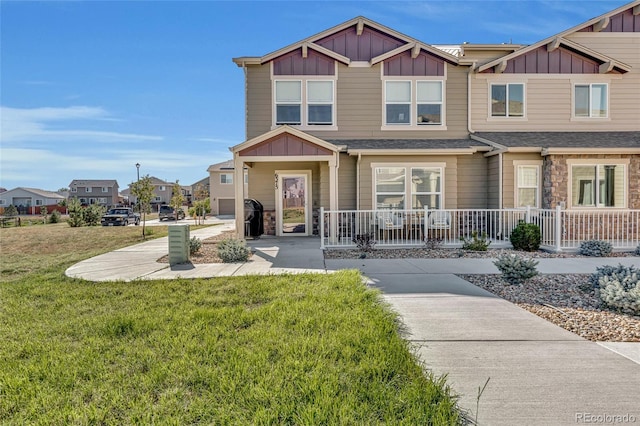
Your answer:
(206, 160), (248, 216)
(229, 2), (640, 238)
(128, 177), (176, 209)
(69, 180), (120, 208)
(0, 187), (66, 215)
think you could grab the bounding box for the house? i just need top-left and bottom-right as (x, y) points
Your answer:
(128, 177), (181, 209)
(69, 180), (120, 208)
(229, 2), (640, 245)
(206, 160), (248, 216)
(0, 187), (66, 215)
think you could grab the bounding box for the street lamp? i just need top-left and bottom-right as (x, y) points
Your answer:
(135, 163), (140, 212)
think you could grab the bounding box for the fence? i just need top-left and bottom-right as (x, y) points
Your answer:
(320, 207), (640, 252)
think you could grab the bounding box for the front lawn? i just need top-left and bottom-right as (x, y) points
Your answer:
(0, 226), (462, 424)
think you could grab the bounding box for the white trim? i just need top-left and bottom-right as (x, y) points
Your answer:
(381, 76), (447, 129)
(572, 82), (609, 120)
(371, 162), (446, 210)
(271, 75), (338, 130)
(275, 170), (312, 236)
(488, 82), (526, 119)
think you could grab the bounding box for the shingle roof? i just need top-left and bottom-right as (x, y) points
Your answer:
(326, 139), (491, 151)
(69, 179), (118, 187)
(6, 187), (65, 199)
(474, 132), (640, 149)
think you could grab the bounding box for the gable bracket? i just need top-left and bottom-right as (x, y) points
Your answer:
(495, 60), (507, 74)
(302, 43), (308, 58)
(411, 43), (421, 59)
(599, 61), (614, 74)
(594, 17), (610, 32)
(547, 37), (561, 52)
(356, 18), (364, 36)
(634, 4), (640, 15)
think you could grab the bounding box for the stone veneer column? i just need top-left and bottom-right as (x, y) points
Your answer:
(629, 155), (640, 209)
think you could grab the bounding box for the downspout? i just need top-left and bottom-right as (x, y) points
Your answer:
(242, 61), (249, 139)
(467, 61), (477, 134)
(356, 153), (361, 210)
(499, 151), (503, 209)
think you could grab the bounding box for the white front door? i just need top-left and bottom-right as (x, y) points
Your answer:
(276, 171), (311, 236)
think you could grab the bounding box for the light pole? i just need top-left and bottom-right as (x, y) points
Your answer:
(135, 163), (140, 212)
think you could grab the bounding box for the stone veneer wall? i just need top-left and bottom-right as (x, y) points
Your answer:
(543, 154), (640, 209)
(261, 209), (320, 236)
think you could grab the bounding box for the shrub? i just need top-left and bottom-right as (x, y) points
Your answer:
(597, 264), (640, 315)
(460, 231), (490, 251)
(493, 254), (539, 285)
(579, 240), (613, 257)
(635, 244), (640, 256)
(589, 264), (638, 289)
(189, 236), (202, 254)
(67, 198), (84, 227)
(3, 205), (18, 217)
(509, 222), (541, 252)
(218, 238), (250, 263)
(84, 204), (106, 226)
(49, 210), (61, 224)
(352, 233), (376, 253)
(423, 237), (443, 250)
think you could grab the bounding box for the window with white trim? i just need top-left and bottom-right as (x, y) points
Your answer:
(384, 80), (444, 127)
(0, 200), (5, 205)
(35, 199), (43, 206)
(220, 174), (233, 184)
(274, 79), (334, 126)
(491, 83), (524, 117)
(159, 186), (166, 191)
(98, 198), (107, 204)
(374, 166), (443, 209)
(515, 164), (540, 207)
(154, 196), (162, 202)
(574, 83), (607, 118)
(71, 187), (77, 193)
(102, 187), (109, 193)
(571, 163), (625, 208)
(86, 187), (92, 193)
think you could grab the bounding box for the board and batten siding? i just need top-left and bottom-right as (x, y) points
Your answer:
(357, 155), (459, 210)
(487, 155), (500, 209)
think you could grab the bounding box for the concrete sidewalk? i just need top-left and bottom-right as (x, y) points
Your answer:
(66, 232), (640, 424)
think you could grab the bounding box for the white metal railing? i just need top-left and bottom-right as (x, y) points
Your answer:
(320, 206), (640, 252)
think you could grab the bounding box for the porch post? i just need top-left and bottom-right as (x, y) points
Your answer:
(554, 204), (563, 252)
(233, 153), (245, 239)
(328, 156), (338, 244)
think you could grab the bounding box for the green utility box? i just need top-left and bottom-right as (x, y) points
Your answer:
(168, 224), (190, 265)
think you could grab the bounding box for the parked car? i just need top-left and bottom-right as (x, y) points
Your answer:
(159, 205), (185, 221)
(101, 207), (140, 226)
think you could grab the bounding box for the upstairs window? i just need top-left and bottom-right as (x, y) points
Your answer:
(384, 80), (444, 127)
(574, 83), (607, 118)
(491, 83), (524, 117)
(220, 174), (233, 184)
(274, 79), (334, 127)
(102, 187), (109, 193)
(86, 187), (92, 193)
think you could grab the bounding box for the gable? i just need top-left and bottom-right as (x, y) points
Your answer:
(273, 48), (335, 76)
(315, 25), (405, 62)
(384, 50), (445, 76)
(239, 133), (334, 157)
(480, 45), (602, 74)
(578, 7), (640, 33)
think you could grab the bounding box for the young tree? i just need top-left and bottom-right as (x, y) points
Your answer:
(67, 198), (85, 227)
(191, 183), (210, 225)
(169, 181), (185, 221)
(131, 175), (154, 237)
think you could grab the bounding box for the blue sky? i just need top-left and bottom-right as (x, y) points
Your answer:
(0, 0), (626, 192)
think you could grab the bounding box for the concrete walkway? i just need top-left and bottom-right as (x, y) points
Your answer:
(66, 229), (640, 424)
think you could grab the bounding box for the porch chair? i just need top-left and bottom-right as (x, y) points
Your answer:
(376, 210), (404, 241)
(426, 210), (452, 241)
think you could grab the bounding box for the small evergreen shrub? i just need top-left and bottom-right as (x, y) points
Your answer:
(423, 237), (444, 250)
(352, 233), (377, 253)
(3, 205), (18, 217)
(509, 222), (541, 252)
(589, 264), (638, 289)
(597, 264), (640, 315)
(460, 231), (490, 251)
(493, 254), (539, 285)
(579, 240), (613, 257)
(67, 198), (84, 227)
(189, 236), (202, 254)
(218, 238), (250, 263)
(84, 204), (106, 226)
(49, 210), (61, 224)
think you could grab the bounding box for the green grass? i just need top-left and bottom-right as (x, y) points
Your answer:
(0, 225), (461, 424)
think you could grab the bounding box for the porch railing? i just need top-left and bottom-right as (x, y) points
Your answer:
(320, 206), (640, 252)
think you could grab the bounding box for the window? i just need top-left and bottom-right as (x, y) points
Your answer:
(220, 174), (233, 184)
(491, 83), (524, 117)
(154, 196), (162, 202)
(102, 187), (108, 193)
(79, 198), (87, 204)
(574, 83), (607, 118)
(35, 200), (43, 206)
(571, 163), (625, 208)
(0, 200), (5, 205)
(374, 165), (443, 209)
(274, 79), (334, 126)
(71, 187), (77, 193)
(159, 186), (166, 191)
(384, 80), (444, 127)
(515, 164), (540, 207)
(98, 198), (107, 204)
(86, 187), (92, 193)
(244, 173), (249, 184)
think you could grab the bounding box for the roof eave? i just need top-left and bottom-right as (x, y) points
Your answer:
(346, 148), (481, 156)
(543, 147), (640, 155)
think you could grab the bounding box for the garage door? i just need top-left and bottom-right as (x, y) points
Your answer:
(218, 199), (236, 216)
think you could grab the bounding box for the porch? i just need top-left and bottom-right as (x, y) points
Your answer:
(320, 207), (640, 252)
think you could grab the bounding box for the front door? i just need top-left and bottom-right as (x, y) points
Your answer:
(276, 171), (310, 236)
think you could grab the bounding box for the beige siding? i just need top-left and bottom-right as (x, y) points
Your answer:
(471, 34), (640, 132)
(487, 155), (500, 209)
(502, 153), (544, 208)
(338, 153), (357, 210)
(246, 65), (273, 139)
(456, 153), (488, 208)
(357, 155), (459, 210)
